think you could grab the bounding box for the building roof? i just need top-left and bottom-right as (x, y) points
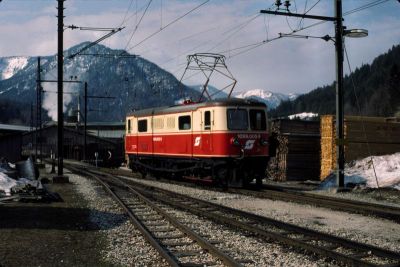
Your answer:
(0, 123), (31, 132)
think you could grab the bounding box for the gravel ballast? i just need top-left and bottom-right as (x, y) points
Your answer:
(119, 175), (400, 254)
(39, 163), (397, 266)
(74, 170), (332, 266)
(68, 171), (168, 266)
(72, 171), (324, 266)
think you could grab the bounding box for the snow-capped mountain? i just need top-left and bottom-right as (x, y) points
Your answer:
(235, 89), (298, 109)
(0, 56), (30, 80)
(0, 42), (199, 123)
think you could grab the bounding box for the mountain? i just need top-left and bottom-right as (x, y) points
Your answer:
(234, 89), (298, 109)
(190, 84), (228, 100)
(0, 56), (30, 80)
(271, 44), (400, 118)
(0, 42), (200, 124)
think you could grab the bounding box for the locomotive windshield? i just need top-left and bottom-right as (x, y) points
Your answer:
(250, 109), (266, 130)
(227, 108), (266, 131)
(227, 109), (248, 130)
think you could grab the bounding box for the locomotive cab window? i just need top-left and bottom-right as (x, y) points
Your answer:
(138, 119), (147, 132)
(127, 120), (131, 133)
(250, 110), (266, 130)
(227, 109), (248, 130)
(204, 111), (211, 130)
(178, 115), (191, 130)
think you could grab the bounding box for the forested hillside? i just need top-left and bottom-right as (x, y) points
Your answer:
(0, 43), (199, 124)
(271, 44), (400, 118)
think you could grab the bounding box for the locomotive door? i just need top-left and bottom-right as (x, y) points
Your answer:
(201, 110), (213, 155)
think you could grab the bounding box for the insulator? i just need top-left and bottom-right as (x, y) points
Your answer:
(284, 0), (291, 10)
(275, 0), (282, 8)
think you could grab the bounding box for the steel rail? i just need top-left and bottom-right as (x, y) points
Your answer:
(64, 162), (400, 266)
(234, 187), (400, 223)
(123, 183), (243, 267)
(69, 165), (243, 267)
(112, 177), (400, 267)
(67, 166), (179, 267)
(64, 162), (400, 222)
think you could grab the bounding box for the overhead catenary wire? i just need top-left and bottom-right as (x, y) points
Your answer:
(344, 0), (390, 16)
(228, 36), (283, 59)
(67, 27), (124, 59)
(343, 43), (382, 195)
(126, 0), (210, 52)
(297, 0), (319, 29)
(118, 0), (135, 28)
(222, 0), (391, 60)
(206, 13), (261, 52)
(142, 26), (219, 66)
(165, 11), (266, 74)
(123, 0), (153, 52)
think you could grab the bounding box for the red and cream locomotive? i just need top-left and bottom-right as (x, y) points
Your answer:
(125, 98), (269, 187)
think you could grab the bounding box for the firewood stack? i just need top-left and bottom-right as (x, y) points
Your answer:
(267, 119), (321, 181)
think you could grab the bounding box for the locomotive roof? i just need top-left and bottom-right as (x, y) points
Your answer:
(127, 98), (267, 117)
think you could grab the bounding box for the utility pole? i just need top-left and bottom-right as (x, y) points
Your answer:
(30, 103), (34, 150)
(35, 58), (39, 161)
(335, 0), (345, 188)
(37, 57), (43, 163)
(84, 82), (88, 161)
(56, 0), (68, 181)
(260, 0), (346, 188)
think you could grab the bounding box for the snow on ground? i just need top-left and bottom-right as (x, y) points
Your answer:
(0, 172), (17, 196)
(0, 160), (40, 196)
(288, 112), (318, 120)
(320, 153), (400, 190)
(345, 153), (400, 190)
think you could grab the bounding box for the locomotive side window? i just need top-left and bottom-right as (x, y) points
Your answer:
(227, 109), (248, 130)
(250, 110), (266, 130)
(204, 111), (211, 130)
(138, 119), (147, 132)
(127, 119), (131, 133)
(178, 115), (191, 130)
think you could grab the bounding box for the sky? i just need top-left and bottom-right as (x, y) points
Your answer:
(0, 0), (399, 95)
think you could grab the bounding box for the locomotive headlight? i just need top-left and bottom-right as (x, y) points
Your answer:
(260, 138), (268, 146)
(230, 136), (241, 147)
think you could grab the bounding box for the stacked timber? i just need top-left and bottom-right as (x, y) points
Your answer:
(320, 115), (400, 180)
(267, 119), (320, 181)
(320, 116), (336, 180)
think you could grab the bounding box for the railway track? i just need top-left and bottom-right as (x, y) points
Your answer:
(233, 187), (400, 223)
(68, 164), (400, 267)
(68, 165), (244, 267)
(95, 165), (400, 223)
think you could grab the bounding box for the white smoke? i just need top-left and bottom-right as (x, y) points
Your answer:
(42, 70), (78, 121)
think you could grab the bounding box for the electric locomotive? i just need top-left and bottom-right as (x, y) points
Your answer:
(125, 98), (269, 187)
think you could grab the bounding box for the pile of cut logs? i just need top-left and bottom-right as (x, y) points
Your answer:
(267, 119), (320, 181)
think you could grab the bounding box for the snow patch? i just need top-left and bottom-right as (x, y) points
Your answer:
(288, 112), (318, 120)
(346, 153), (400, 189)
(319, 153), (400, 190)
(1, 57), (29, 80)
(0, 172), (17, 196)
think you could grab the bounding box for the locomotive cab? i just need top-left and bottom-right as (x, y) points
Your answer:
(125, 98), (269, 188)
